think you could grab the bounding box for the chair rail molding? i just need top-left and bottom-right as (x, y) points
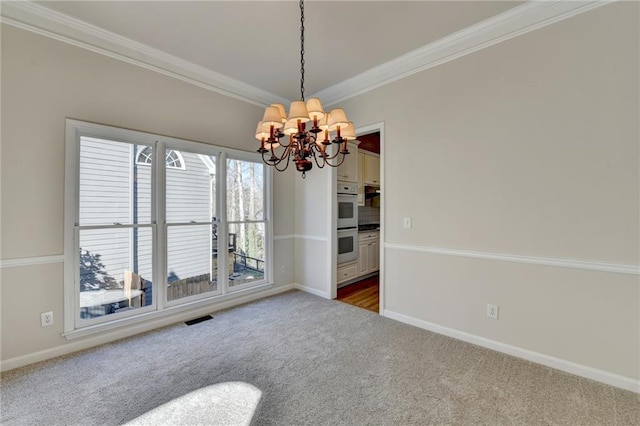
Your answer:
(274, 235), (328, 242)
(385, 243), (640, 276)
(0, 255), (65, 269)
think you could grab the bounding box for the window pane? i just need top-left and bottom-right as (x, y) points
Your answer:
(226, 159), (264, 221)
(166, 151), (215, 223)
(79, 227), (152, 320)
(167, 224), (218, 301)
(137, 147), (185, 170)
(228, 222), (265, 288)
(79, 137), (152, 225)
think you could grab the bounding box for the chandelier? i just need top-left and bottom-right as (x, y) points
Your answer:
(256, 0), (354, 178)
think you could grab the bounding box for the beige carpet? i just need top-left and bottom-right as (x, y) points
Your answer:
(1, 290), (639, 425)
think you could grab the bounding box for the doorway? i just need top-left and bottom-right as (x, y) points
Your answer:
(333, 122), (384, 314)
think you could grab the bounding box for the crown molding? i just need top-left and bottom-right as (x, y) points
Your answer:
(0, 1), (614, 109)
(0, 1), (288, 108)
(313, 0), (615, 107)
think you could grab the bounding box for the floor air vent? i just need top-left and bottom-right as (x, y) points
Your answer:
(185, 315), (213, 326)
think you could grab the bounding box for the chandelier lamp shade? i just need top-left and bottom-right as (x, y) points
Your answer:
(255, 0), (354, 178)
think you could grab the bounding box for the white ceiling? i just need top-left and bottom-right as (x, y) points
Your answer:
(34, 1), (521, 101)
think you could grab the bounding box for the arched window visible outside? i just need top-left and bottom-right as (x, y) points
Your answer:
(136, 146), (185, 170)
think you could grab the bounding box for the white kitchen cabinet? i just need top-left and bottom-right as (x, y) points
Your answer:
(337, 142), (358, 183)
(357, 152), (365, 206)
(337, 261), (358, 284)
(357, 242), (368, 275)
(368, 240), (379, 272)
(363, 153), (380, 185)
(357, 231), (380, 277)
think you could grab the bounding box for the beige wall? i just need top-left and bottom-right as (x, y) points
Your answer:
(0, 25), (296, 362)
(294, 164), (332, 296)
(273, 167), (296, 285)
(341, 3), (639, 380)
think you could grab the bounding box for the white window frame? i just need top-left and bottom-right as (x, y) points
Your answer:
(64, 119), (273, 339)
(224, 152), (269, 294)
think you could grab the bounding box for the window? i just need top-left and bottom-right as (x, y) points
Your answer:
(75, 137), (154, 323)
(164, 148), (218, 304)
(226, 158), (266, 289)
(64, 120), (272, 335)
(136, 146), (185, 170)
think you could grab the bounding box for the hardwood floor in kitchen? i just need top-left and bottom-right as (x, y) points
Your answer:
(336, 275), (379, 313)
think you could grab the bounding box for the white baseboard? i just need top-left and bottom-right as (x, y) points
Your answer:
(292, 283), (331, 299)
(0, 284), (296, 372)
(383, 309), (639, 394)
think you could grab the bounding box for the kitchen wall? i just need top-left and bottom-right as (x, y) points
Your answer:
(0, 25), (296, 366)
(340, 2), (639, 385)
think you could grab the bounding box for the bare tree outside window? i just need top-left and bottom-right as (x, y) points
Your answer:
(227, 159), (265, 286)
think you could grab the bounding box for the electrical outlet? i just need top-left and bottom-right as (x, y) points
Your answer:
(486, 304), (499, 320)
(280, 264), (286, 273)
(41, 311), (54, 327)
(403, 217), (412, 229)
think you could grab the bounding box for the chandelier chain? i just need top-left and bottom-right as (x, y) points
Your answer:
(299, 0), (305, 101)
(256, 0), (351, 177)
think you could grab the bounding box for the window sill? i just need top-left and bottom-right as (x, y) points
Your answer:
(63, 282), (281, 341)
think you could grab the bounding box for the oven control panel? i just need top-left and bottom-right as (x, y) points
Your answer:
(337, 182), (358, 195)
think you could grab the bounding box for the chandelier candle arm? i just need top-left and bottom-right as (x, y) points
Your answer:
(255, 0), (354, 178)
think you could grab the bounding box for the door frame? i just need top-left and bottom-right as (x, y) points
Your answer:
(329, 121), (385, 315)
